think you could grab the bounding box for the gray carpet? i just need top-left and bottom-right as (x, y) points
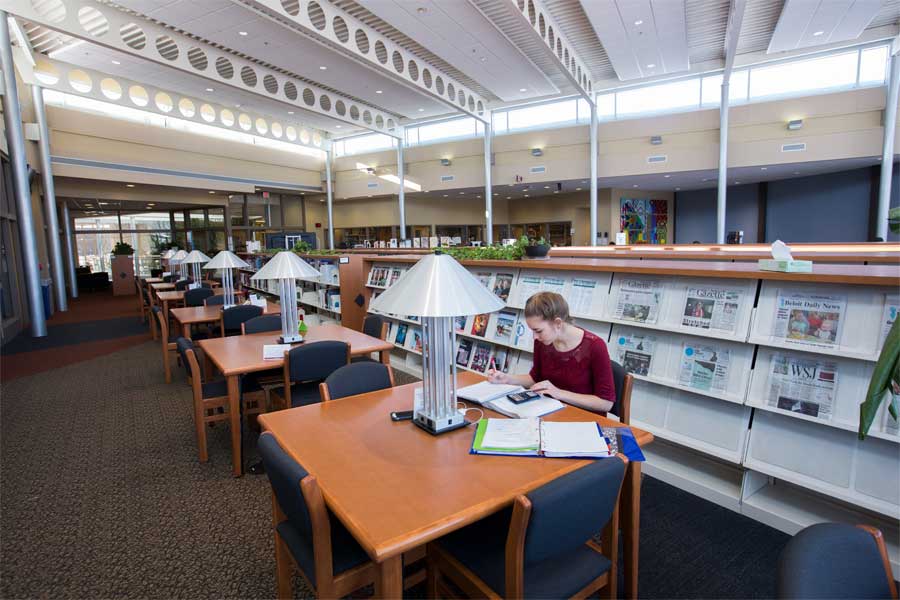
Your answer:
(1, 316), (150, 355)
(0, 341), (790, 599)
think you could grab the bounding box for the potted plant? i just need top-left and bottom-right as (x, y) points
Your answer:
(112, 241), (135, 256)
(523, 236), (551, 259)
(293, 240), (313, 254)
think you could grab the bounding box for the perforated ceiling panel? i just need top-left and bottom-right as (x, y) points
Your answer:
(540, 0), (615, 81)
(686, 0), (730, 65)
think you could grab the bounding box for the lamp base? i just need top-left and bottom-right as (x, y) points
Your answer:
(412, 410), (467, 435)
(278, 334), (304, 344)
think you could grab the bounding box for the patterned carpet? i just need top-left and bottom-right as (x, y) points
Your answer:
(0, 338), (791, 599)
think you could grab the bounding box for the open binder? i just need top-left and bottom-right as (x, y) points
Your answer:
(471, 418), (614, 458)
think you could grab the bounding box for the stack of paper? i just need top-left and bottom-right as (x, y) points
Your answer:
(456, 382), (564, 418)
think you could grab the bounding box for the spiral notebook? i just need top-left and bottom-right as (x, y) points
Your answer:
(470, 418), (614, 458)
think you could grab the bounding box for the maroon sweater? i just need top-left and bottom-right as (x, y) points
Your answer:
(529, 328), (617, 414)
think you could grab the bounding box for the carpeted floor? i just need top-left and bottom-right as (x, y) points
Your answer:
(0, 335), (792, 599)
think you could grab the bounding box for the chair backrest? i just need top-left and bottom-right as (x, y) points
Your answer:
(162, 274), (176, 283)
(610, 360), (632, 424)
(175, 279), (191, 291)
(204, 295), (226, 306)
(520, 458), (625, 566)
(152, 306), (168, 340)
(175, 337), (197, 380)
(200, 282), (213, 289)
(362, 314), (386, 339)
(242, 314), (282, 335)
(258, 432), (315, 548)
(150, 268), (163, 278)
(321, 362), (392, 401)
(777, 523), (898, 599)
(286, 341), (349, 384)
(221, 304), (264, 334)
(184, 287), (214, 307)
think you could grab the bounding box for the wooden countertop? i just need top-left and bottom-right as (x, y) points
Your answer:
(551, 243), (900, 264)
(363, 255), (900, 286)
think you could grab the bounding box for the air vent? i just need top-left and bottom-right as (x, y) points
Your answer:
(367, 182), (378, 188)
(647, 155), (668, 164)
(440, 175), (455, 182)
(529, 166), (546, 174)
(781, 143), (806, 152)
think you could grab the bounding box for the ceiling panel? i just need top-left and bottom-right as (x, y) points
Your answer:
(767, 0), (882, 54)
(540, 0), (616, 81)
(352, 0), (557, 102)
(686, 0), (730, 64)
(737, 0), (785, 54)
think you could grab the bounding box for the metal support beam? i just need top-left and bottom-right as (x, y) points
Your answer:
(484, 121), (493, 245)
(590, 100), (599, 246)
(32, 84), (67, 311)
(1, 11), (46, 336)
(717, 81), (730, 245)
(397, 142), (406, 239)
(61, 201), (78, 298)
(325, 150), (335, 250)
(877, 54), (900, 241)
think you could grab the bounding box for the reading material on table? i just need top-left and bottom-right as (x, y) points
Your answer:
(456, 381), (565, 418)
(472, 418), (614, 458)
(263, 344), (291, 360)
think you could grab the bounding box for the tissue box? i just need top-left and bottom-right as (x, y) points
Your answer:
(758, 259), (813, 273)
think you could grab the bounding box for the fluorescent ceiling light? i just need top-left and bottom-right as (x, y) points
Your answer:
(238, 31), (248, 36)
(319, 66), (328, 70)
(111, 60), (120, 65)
(376, 90), (383, 94)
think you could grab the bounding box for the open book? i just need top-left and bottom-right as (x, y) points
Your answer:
(471, 418), (614, 458)
(457, 382), (564, 418)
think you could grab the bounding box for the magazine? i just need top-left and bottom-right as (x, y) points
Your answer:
(470, 342), (492, 373)
(678, 343), (730, 393)
(614, 332), (656, 376)
(614, 278), (662, 324)
(492, 310), (517, 344)
(388, 268), (403, 287)
(453, 315), (467, 332)
(682, 286), (742, 333)
(773, 291), (846, 347)
(492, 273), (514, 303)
(489, 347), (513, 374)
(515, 273), (543, 307)
(456, 338), (473, 367)
(475, 271), (494, 290)
(570, 277), (601, 316)
(513, 313), (534, 349)
(470, 314), (489, 337)
(766, 353), (837, 420)
(395, 323), (409, 346)
(879, 294), (899, 349)
(408, 328), (423, 353)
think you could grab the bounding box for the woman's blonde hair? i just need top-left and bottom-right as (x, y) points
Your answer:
(524, 292), (572, 323)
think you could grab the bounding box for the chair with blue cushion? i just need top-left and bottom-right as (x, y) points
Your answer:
(184, 287), (214, 307)
(204, 295), (226, 307)
(153, 307), (179, 384)
(271, 341), (349, 410)
(318, 361), (394, 402)
(610, 360), (632, 424)
(426, 457), (626, 599)
(350, 314), (388, 363)
(175, 279), (192, 291)
(162, 274), (177, 283)
(776, 523), (897, 599)
(216, 304), (264, 337)
(150, 268), (163, 278)
(242, 314), (282, 335)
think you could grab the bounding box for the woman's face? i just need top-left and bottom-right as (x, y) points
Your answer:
(526, 316), (563, 345)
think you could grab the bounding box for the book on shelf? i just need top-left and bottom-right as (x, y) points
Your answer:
(388, 268), (404, 287)
(681, 285), (744, 334)
(470, 313), (489, 337)
(385, 320), (396, 344)
(492, 273), (514, 302)
(469, 342), (492, 373)
(474, 271), (494, 291)
(406, 328), (423, 353)
(456, 338), (474, 367)
(772, 290), (846, 349)
(490, 310), (517, 345)
(453, 315), (467, 333)
(395, 323), (409, 346)
(766, 352), (837, 421)
(471, 418), (613, 458)
(878, 294), (898, 349)
(489, 346), (515, 374)
(513, 273), (542, 307)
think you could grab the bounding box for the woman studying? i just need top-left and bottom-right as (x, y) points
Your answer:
(488, 292), (617, 415)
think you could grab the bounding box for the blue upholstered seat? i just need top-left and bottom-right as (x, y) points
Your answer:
(243, 314), (281, 334)
(184, 287), (214, 307)
(270, 382), (322, 407)
(204, 295), (226, 306)
(322, 362), (392, 400)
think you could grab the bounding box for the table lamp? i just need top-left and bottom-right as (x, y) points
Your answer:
(203, 250), (249, 308)
(369, 252), (504, 434)
(162, 248), (176, 274)
(171, 249), (188, 280)
(250, 251), (320, 343)
(181, 250), (211, 284)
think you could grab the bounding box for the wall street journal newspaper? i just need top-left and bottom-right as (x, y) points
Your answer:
(773, 291), (846, 348)
(682, 287), (741, 333)
(678, 344), (730, 393)
(767, 353), (837, 420)
(614, 279), (662, 324)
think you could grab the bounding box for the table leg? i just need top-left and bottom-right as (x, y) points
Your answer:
(227, 375), (242, 477)
(375, 555), (402, 599)
(622, 461), (642, 600)
(182, 321), (191, 339)
(379, 349), (390, 365)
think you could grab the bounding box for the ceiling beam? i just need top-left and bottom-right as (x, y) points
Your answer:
(3, 0), (402, 137)
(723, 0), (747, 80)
(235, 0), (491, 122)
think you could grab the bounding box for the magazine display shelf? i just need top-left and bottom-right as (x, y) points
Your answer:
(362, 254), (900, 576)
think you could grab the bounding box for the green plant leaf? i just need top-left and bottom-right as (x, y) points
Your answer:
(859, 318), (900, 439)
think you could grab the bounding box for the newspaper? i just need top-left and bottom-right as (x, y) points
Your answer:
(515, 273), (542, 306)
(678, 343), (730, 393)
(540, 275), (566, 296)
(614, 332), (656, 376)
(614, 278), (662, 324)
(570, 277), (600, 316)
(773, 291), (846, 348)
(766, 353), (837, 420)
(879, 294), (899, 349)
(682, 286), (742, 333)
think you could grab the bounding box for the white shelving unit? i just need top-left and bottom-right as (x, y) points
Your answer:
(362, 256), (900, 554)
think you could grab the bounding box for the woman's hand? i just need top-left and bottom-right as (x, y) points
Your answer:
(487, 369), (510, 384)
(530, 379), (560, 398)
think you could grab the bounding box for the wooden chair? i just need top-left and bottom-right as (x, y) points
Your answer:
(351, 314), (389, 363)
(610, 360), (633, 425)
(241, 314), (281, 335)
(216, 304), (263, 337)
(776, 523), (898, 599)
(204, 295), (226, 307)
(319, 361), (394, 402)
(426, 457), (626, 600)
(153, 306), (178, 384)
(259, 432), (425, 599)
(241, 314), (284, 412)
(135, 277), (147, 322)
(271, 341), (349, 410)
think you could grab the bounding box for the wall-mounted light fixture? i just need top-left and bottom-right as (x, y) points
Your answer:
(440, 158), (452, 167)
(650, 135), (663, 145)
(531, 148), (543, 157)
(787, 119), (803, 131)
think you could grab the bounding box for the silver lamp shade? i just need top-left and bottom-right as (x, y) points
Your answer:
(251, 252), (320, 343)
(203, 250), (250, 308)
(171, 249), (188, 280)
(181, 250), (211, 284)
(370, 253), (505, 434)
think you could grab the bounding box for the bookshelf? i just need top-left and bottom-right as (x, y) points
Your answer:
(361, 254), (900, 577)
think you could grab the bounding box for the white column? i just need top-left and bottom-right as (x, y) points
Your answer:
(325, 149), (335, 250)
(397, 138), (406, 239)
(0, 12), (46, 336)
(590, 100), (599, 246)
(484, 120), (493, 245)
(877, 54), (900, 241)
(717, 81), (731, 244)
(62, 201), (78, 298)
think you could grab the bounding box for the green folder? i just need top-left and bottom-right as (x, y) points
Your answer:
(470, 419), (540, 456)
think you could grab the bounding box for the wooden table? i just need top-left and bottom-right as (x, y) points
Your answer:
(198, 325), (394, 477)
(143, 277), (163, 284)
(157, 288), (242, 323)
(170, 300), (280, 339)
(151, 282), (175, 293)
(259, 371), (654, 599)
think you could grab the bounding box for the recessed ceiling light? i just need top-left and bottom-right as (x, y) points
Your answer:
(205, 87), (214, 92)
(288, 111), (294, 114)
(238, 31), (248, 36)
(417, 7), (427, 13)
(506, 196), (511, 199)
(335, 125), (342, 128)
(126, 184), (135, 188)
(761, 167), (767, 170)
(375, 90), (383, 94)
(664, 174), (671, 178)
(675, 187), (681, 191)
(418, 108), (425, 112)
(319, 65), (327, 70)
(544, 185), (550, 189)
(519, 88), (527, 92)
(553, 191), (559, 194)
(793, 171), (800, 175)
(443, 194), (448, 197)
(646, 63), (656, 68)
(632, 184), (639, 188)
(634, 20), (643, 26)
(575, 187), (582, 191)
(524, 194), (530, 197)
(111, 60), (120, 65)
(813, 30), (824, 36)
(209, 191), (215, 194)
(99, 201), (108, 205)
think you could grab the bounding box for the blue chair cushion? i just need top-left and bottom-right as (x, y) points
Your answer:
(201, 379), (228, 399)
(436, 507), (612, 599)
(276, 511), (370, 588)
(271, 382), (322, 407)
